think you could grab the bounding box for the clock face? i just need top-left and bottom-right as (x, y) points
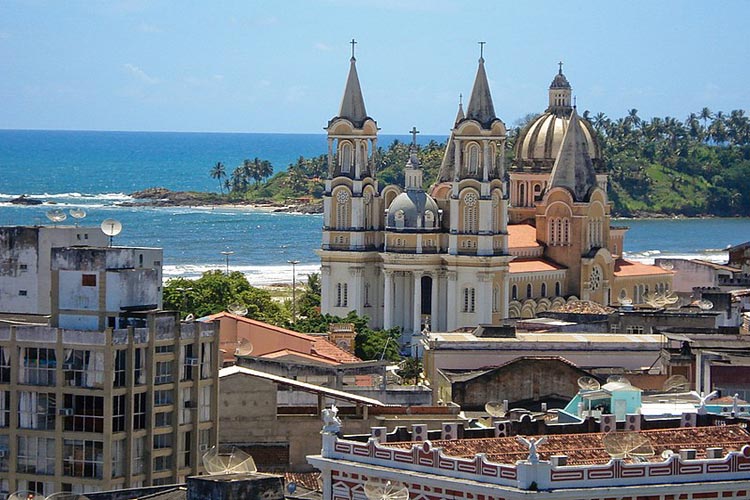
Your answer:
(336, 190), (350, 204)
(590, 265), (602, 291)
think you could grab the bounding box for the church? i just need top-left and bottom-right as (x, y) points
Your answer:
(317, 46), (672, 347)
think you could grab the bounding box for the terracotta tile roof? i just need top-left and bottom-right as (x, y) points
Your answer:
(690, 259), (741, 272)
(550, 300), (615, 314)
(509, 258), (565, 273)
(312, 338), (362, 363)
(388, 425), (750, 466)
(259, 349), (340, 366)
(200, 311), (317, 341)
(508, 224), (541, 248)
(285, 472), (321, 492)
(614, 259), (673, 277)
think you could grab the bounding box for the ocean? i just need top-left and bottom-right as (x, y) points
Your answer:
(1, 129), (748, 285)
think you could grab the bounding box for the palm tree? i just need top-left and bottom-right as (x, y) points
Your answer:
(209, 162), (226, 194)
(699, 107), (713, 139)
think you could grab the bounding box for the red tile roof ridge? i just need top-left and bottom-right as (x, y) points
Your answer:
(202, 311), (318, 341)
(260, 348), (341, 365)
(312, 337), (362, 363)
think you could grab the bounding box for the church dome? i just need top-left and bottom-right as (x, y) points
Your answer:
(514, 110), (602, 172)
(386, 191), (440, 231)
(550, 72), (571, 89)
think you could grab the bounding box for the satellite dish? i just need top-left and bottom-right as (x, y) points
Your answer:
(484, 401), (506, 418)
(46, 209), (67, 224)
(661, 449), (674, 460)
(235, 338), (254, 357)
(698, 299), (714, 311)
(663, 374), (690, 393)
(8, 492), (48, 500)
(227, 302), (248, 316)
(364, 478), (410, 500)
(184, 313), (195, 323)
(578, 376), (601, 391)
(607, 375), (631, 386)
(69, 208), (87, 219)
(619, 297), (633, 306)
(663, 291), (679, 305)
(202, 446), (257, 475)
(100, 219), (122, 246)
(659, 261), (674, 271)
(602, 431), (655, 461)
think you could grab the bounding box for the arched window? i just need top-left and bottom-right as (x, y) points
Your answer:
(336, 283), (342, 307)
(519, 183), (526, 207)
(334, 190), (351, 229)
(340, 142), (352, 173)
(467, 143), (479, 175)
(541, 283), (547, 297)
(555, 281), (561, 296)
(492, 286), (499, 313)
(555, 218), (563, 245)
(633, 285), (639, 303)
(463, 287), (475, 313)
(364, 282), (371, 307)
(462, 192), (478, 234)
(512, 284), (518, 300)
(526, 283), (533, 299)
(548, 218), (557, 245)
(563, 218), (570, 245)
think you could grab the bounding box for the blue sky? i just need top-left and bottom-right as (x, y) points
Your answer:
(1, 1), (748, 134)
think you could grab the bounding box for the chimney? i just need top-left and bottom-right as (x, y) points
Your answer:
(706, 447), (723, 459)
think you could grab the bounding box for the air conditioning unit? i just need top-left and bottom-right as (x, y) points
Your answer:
(600, 414), (615, 433)
(442, 422), (463, 440)
(185, 357), (199, 366)
(494, 420), (511, 437)
(411, 424), (427, 441)
(371, 426), (386, 442)
(59, 408), (74, 416)
(625, 414), (641, 431)
(681, 412), (697, 427)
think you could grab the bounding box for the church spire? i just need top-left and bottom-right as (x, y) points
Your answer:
(464, 45), (497, 128)
(454, 94), (465, 125)
(548, 107), (598, 202)
(337, 39), (368, 127)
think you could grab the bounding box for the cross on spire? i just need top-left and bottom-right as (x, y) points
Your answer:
(478, 41), (486, 60)
(409, 126), (420, 147)
(459, 93), (463, 106)
(350, 38), (357, 59)
(558, 61), (564, 74)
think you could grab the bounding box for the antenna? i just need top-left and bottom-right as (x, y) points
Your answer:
(202, 446), (257, 475)
(484, 401), (506, 418)
(578, 376), (601, 391)
(100, 218), (122, 246)
(663, 374), (690, 393)
(602, 431), (655, 461)
(46, 209), (67, 225)
(69, 208), (87, 226)
(235, 338), (254, 357)
(227, 302), (248, 317)
(364, 478), (410, 500)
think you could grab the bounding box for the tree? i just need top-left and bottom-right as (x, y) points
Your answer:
(209, 162), (227, 194)
(163, 270), (286, 324)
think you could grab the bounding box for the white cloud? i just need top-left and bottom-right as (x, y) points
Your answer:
(138, 22), (161, 33)
(314, 42), (332, 51)
(123, 63), (160, 85)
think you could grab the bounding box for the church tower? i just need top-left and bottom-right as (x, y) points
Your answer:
(432, 48), (513, 328)
(319, 42), (383, 324)
(535, 107), (614, 304)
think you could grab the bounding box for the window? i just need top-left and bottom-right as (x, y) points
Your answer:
(19, 264), (27, 270)
(467, 143), (480, 175)
(0, 391), (9, 427)
(334, 190), (351, 229)
(335, 283), (348, 307)
(462, 287), (475, 313)
(555, 282), (561, 297)
(199, 429), (211, 452)
(181, 344), (195, 381)
(155, 389), (173, 407)
(462, 192), (478, 234)
(199, 385), (212, 422)
(340, 141), (352, 173)
(133, 392), (147, 429)
(63, 394), (104, 433)
(113, 395), (126, 432)
(112, 439), (125, 477)
(19, 347), (56, 386)
(155, 344), (174, 353)
(200, 342), (213, 380)
(153, 455), (172, 472)
(526, 283), (533, 299)
(81, 274), (96, 287)
(180, 431), (193, 468)
(114, 350), (126, 387)
(154, 432), (173, 448)
(0, 347), (10, 383)
(492, 286), (499, 313)
(179, 387), (193, 425)
(0, 436), (8, 472)
(155, 360), (173, 385)
(134, 348), (146, 385)
(17, 436), (55, 475)
(364, 282), (371, 307)
(18, 392), (55, 430)
(155, 411), (173, 428)
(541, 283), (547, 297)
(63, 349), (104, 388)
(626, 325), (645, 334)
(512, 284), (518, 300)
(64, 440), (104, 479)
(132, 437), (145, 474)
(18, 290), (27, 296)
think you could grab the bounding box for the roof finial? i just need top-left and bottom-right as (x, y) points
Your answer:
(573, 95), (577, 108)
(459, 93), (463, 106)
(558, 60), (564, 74)
(350, 38), (357, 60)
(409, 126), (420, 148)
(478, 41), (486, 61)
